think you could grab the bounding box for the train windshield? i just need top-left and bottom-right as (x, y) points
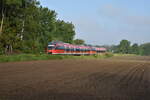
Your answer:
(48, 45), (55, 50)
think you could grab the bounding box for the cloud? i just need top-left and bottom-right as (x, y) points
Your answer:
(70, 4), (150, 45)
(125, 16), (150, 27)
(98, 4), (150, 32)
(73, 17), (103, 44)
(99, 4), (125, 18)
(74, 17), (102, 33)
(72, 17), (120, 45)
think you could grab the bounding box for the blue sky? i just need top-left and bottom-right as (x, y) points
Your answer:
(39, 0), (150, 45)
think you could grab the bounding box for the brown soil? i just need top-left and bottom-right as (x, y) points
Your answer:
(0, 56), (150, 100)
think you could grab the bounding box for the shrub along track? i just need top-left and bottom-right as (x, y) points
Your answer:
(0, 56), (150, 100)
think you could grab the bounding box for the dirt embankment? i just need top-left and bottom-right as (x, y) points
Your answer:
(0, 56), (150, 100)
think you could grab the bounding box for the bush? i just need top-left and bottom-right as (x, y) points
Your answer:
(104, 52), (114, 58)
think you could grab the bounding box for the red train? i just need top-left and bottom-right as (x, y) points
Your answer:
(46, 41), (106, 55)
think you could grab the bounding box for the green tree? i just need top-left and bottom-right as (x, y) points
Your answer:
(0, 0), (24, 54)
(131, 43), (139, 54)
(73, 39), (85, 45)
(118, 40), (131, 54)
(54, 20), (75, 43)
(22, 2), (46, 53)
(0, 0), (76, 54)
(38, 7), (57, 50)
(140, 43), (150, 56)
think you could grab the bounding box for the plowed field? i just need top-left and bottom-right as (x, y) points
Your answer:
(0, 56), (150, 100)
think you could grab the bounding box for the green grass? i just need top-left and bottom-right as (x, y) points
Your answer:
(0, 53), (114, 63)
(114, 53), (137, 57)
(0, 54), (63, 63)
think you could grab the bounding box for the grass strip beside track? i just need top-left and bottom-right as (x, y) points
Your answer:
(0, 53), (113, 63)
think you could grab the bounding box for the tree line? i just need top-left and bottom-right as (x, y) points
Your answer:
(0, 0), (76, 54)
(109, 40), (150, 56)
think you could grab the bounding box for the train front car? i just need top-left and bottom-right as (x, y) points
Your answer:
(47, 42), (56, 54)
(47, 41), (65, 54)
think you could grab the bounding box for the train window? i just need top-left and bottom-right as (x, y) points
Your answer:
(55, 46), (65, 50)
(66, 48), (70, 51)
(76, 48), (80, 51)
(71, 48), (74, 51)
(48, 46), (54, 50)
(87, 49), (90, 51)
(81, 49), (84, 51)
(92, 48), (96, 51)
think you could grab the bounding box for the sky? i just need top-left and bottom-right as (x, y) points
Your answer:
(39, 0), (150, 45)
